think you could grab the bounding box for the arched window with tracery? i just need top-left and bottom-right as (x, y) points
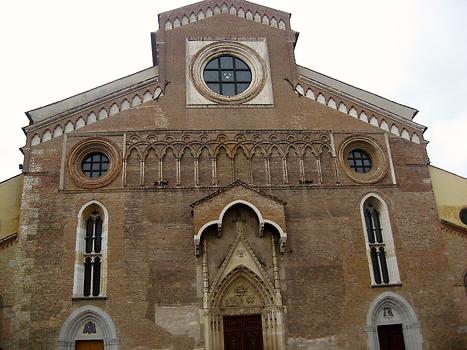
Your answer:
(360, 194), (401, 286)
(73, 201), (108, 298)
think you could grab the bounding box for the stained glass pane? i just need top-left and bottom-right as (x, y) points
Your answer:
(81, 152), (109, 178)
(371, 248), (381, 284)
(220, 56), (234, 68)
(235, 58), (249, 69)
(207, 83), (220, 94)
(221, 71), (234, 82)
(236, 71), (252, 82)
(379, 248), (389, 283)
(205, 59), (219, 69)
(92, 258), (101, 296)
(94, 217), (102, 253)
(85, 218), (93, 253)
(221, 83), (236, 96)
(83, 257), (92, 296)
(204, 71), (218, 81)
(348, 149), (372, 173)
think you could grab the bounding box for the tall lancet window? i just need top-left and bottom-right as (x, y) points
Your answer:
(84, 211), (103, 296)
(360, 194), (401, 286)
(73, 201), (108, 298)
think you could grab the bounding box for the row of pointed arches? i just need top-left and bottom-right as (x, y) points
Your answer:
(30, 86), (163, 146)
(164, 3), (286, 31)
(295, 83), (422, 144)
(124, 141), (336, 187)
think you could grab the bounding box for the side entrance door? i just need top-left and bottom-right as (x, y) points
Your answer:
(223, 315), (263, 350)
(377, 324), (406, 350)
(75, 340), (104, 350)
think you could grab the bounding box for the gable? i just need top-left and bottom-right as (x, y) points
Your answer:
(24, 0), (425, 150)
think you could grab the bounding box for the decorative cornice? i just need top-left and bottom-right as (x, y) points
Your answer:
(28, 82), (163, 148)
(0, 233), (18, 249)
(295, 77), (424, 145)
(440, 219), (467, 236)
(160, 0), (289, 32)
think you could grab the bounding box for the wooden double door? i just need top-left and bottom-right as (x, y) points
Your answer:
(75, 340), (104, 350)
(223, 315), (263, 350)
(377, 324), (406, 350)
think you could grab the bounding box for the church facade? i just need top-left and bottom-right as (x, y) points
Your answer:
(1, 1), (466, 349)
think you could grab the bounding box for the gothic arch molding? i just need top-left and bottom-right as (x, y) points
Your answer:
(367, 292), (423, 350)
(58, 305), (118, 349)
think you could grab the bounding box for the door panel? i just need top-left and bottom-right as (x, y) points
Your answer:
(75, 340), (104, 350)
(224, 315), (263, 350)
(377, 324), (406, 350)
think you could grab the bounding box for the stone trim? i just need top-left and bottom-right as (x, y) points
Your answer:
(58, 305), (118, 350)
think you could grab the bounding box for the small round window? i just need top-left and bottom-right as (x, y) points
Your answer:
(203, 55), (252, 96)
(348, 149), (372, 173)
(81, 152), (109, 178)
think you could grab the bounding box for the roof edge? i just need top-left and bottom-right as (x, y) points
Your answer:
(26, 66), (159, 124)
(297, 65), (418, 120)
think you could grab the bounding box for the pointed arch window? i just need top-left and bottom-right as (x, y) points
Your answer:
(73, 201), (108, 298)
(361, 195), (401, 286)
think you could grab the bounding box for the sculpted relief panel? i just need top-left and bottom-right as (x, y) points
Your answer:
(124, 130), (336, 188)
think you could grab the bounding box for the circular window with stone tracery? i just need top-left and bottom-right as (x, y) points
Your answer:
(68, 138), (121, 189)
(190, 41), (267, 104)
(339, 136), (388, 184)
(203, 55), (252, 96)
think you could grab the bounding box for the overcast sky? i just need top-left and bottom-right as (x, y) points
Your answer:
(0, 0), (466, 181)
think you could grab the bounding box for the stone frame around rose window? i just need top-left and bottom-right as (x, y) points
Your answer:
(68, 138), (121, 189)
(189, 41), (268, 105)
(339, 136), (388, 184)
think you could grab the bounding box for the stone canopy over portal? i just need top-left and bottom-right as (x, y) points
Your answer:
(191, 181), (287, 255)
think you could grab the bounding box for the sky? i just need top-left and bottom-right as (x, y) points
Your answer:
(0, 0), (466, 181)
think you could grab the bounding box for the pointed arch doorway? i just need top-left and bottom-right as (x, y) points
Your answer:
(193, 193), (288, 350)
